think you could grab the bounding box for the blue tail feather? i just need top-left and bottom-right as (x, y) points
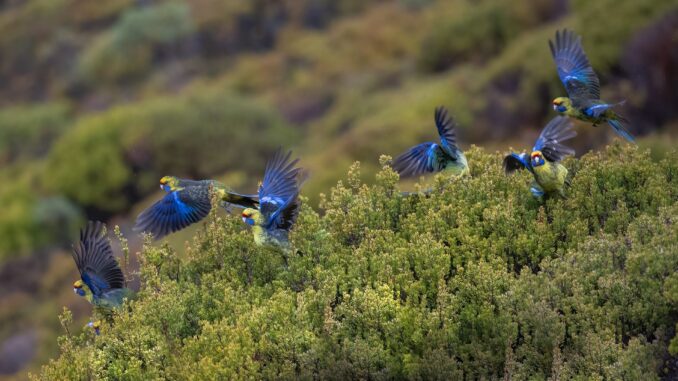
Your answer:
(607, 118), (635, 143)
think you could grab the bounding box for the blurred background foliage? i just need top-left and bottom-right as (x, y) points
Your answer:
(0, 0), (676, 378)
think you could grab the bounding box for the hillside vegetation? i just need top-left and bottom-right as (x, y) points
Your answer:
(0, 0), (676, 378)
(34, 144), (678, 380)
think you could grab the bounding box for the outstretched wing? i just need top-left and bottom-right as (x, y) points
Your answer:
(72, 221), (124, 297)
(392, 143), (444, 178)
(533, 116), (576, 162)
(134, 186), (212, 240)
(549, 29), (600, 103)
(259, 149), (305, 229)
(503, 153), (533, 174)
(434, 106), (460, 156)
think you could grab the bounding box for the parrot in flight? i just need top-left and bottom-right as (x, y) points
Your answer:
(392, 106), (469, 179)
(549, 29), (634, 143)
(71, 221), (134, 333)
(134, 176), (258, 240)
(241, 149), (308, 249)
(503, 116), (576, 199)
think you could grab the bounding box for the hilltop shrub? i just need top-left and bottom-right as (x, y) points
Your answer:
(34, 144), (678, 379)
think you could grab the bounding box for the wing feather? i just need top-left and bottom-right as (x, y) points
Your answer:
(72, 221), (124, 297)
(549, 29), (600, 103)
(533, 116), (576, 162)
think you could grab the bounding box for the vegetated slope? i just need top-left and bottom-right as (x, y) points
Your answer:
(34, 144), (677, 380)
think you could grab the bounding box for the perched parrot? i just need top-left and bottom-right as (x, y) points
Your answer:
(134, 176), (258, 240)
(503, 116), (576, 199)
(392, 106), (469, 179)
(241, 149), (308, 249)
(71, 221), (134, 312)
(549, 29), (634, 143)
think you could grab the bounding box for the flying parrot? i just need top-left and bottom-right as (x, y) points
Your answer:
(503, 116), (576, 199)
(71, 221), (134, 333)
(241, 149), (308, 249)
(392, 106), (469, 179)
(549, 29), (634, 143)
(134, 176), (258, 240)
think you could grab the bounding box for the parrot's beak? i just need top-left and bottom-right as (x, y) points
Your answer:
(552, 104), (558, 111)
(242, 217), (247, 224)
(73, 288), (78, 294)
(160, 184), (164, 190)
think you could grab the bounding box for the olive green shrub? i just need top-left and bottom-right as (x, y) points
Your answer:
(35, 144), (677, 380)
(43, 89), (297, 213)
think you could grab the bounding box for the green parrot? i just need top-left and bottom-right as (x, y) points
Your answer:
(392, 106), (469, 179)
(241, 149), (308, 249)
(71, 221), (134, 333)
(503, 116), (576, 199)
(134, 176), (259, 240)
(549, 29), (634, 142)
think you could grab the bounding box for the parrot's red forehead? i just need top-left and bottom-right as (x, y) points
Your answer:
(531, 151), (542, 158)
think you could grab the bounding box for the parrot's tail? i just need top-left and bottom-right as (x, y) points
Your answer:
(607, 117), (635, 143)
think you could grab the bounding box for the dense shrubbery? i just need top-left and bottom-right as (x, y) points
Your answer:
(35, 144), (678, 379)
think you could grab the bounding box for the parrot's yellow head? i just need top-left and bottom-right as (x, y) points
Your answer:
(73, 280), (86, 297)
(159, 176), (180, 192)
(552, 97), (570, 113)
(531, 151), (545, 167)
(241, 208), (262, 226)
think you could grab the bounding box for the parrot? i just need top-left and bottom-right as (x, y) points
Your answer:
(392, 106), (469, 179)
(71, 221), (134, 317)
(241, 149), (308, 249)
(134, 176), (259, 240)
(503, 116), (576, 199)
(549, 29), (634, 143)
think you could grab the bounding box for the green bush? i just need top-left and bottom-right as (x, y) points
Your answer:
(43, 89), (298, 213)
(0, 164), (82, 260)
(34, 144), (678, 379)
(0, 102), (72, 164)
(79, 2), (195, 84)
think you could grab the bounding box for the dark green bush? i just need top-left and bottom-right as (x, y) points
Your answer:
(34, 144), (678, 379)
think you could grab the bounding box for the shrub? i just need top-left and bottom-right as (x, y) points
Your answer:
(34, 144), (678, 379)
(0, 102), (72, 164)
(43, 89), (298, 214)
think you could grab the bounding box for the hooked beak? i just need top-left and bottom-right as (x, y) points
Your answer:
(242, 217), (247, 224)
(160, 184), (164, 190)
(552, 104), (558, 111)
(73, 288), (78, 294)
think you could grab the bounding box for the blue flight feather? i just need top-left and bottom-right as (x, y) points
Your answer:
(549, 29), (600, 102)
(134, 189), (211, 240)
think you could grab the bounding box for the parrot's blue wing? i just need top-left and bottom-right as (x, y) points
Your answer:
(434, 106), (459, 155)
(259, 149), (304, 228)
(533, 116), (576, 162)
(392, 142), (441, 178)
(260, 149), (302, 203)
(134, 188), (212, 240)
(549, 29), (600, 103)
(503, 153), (533, 174)
(72, 221), (124, 297)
